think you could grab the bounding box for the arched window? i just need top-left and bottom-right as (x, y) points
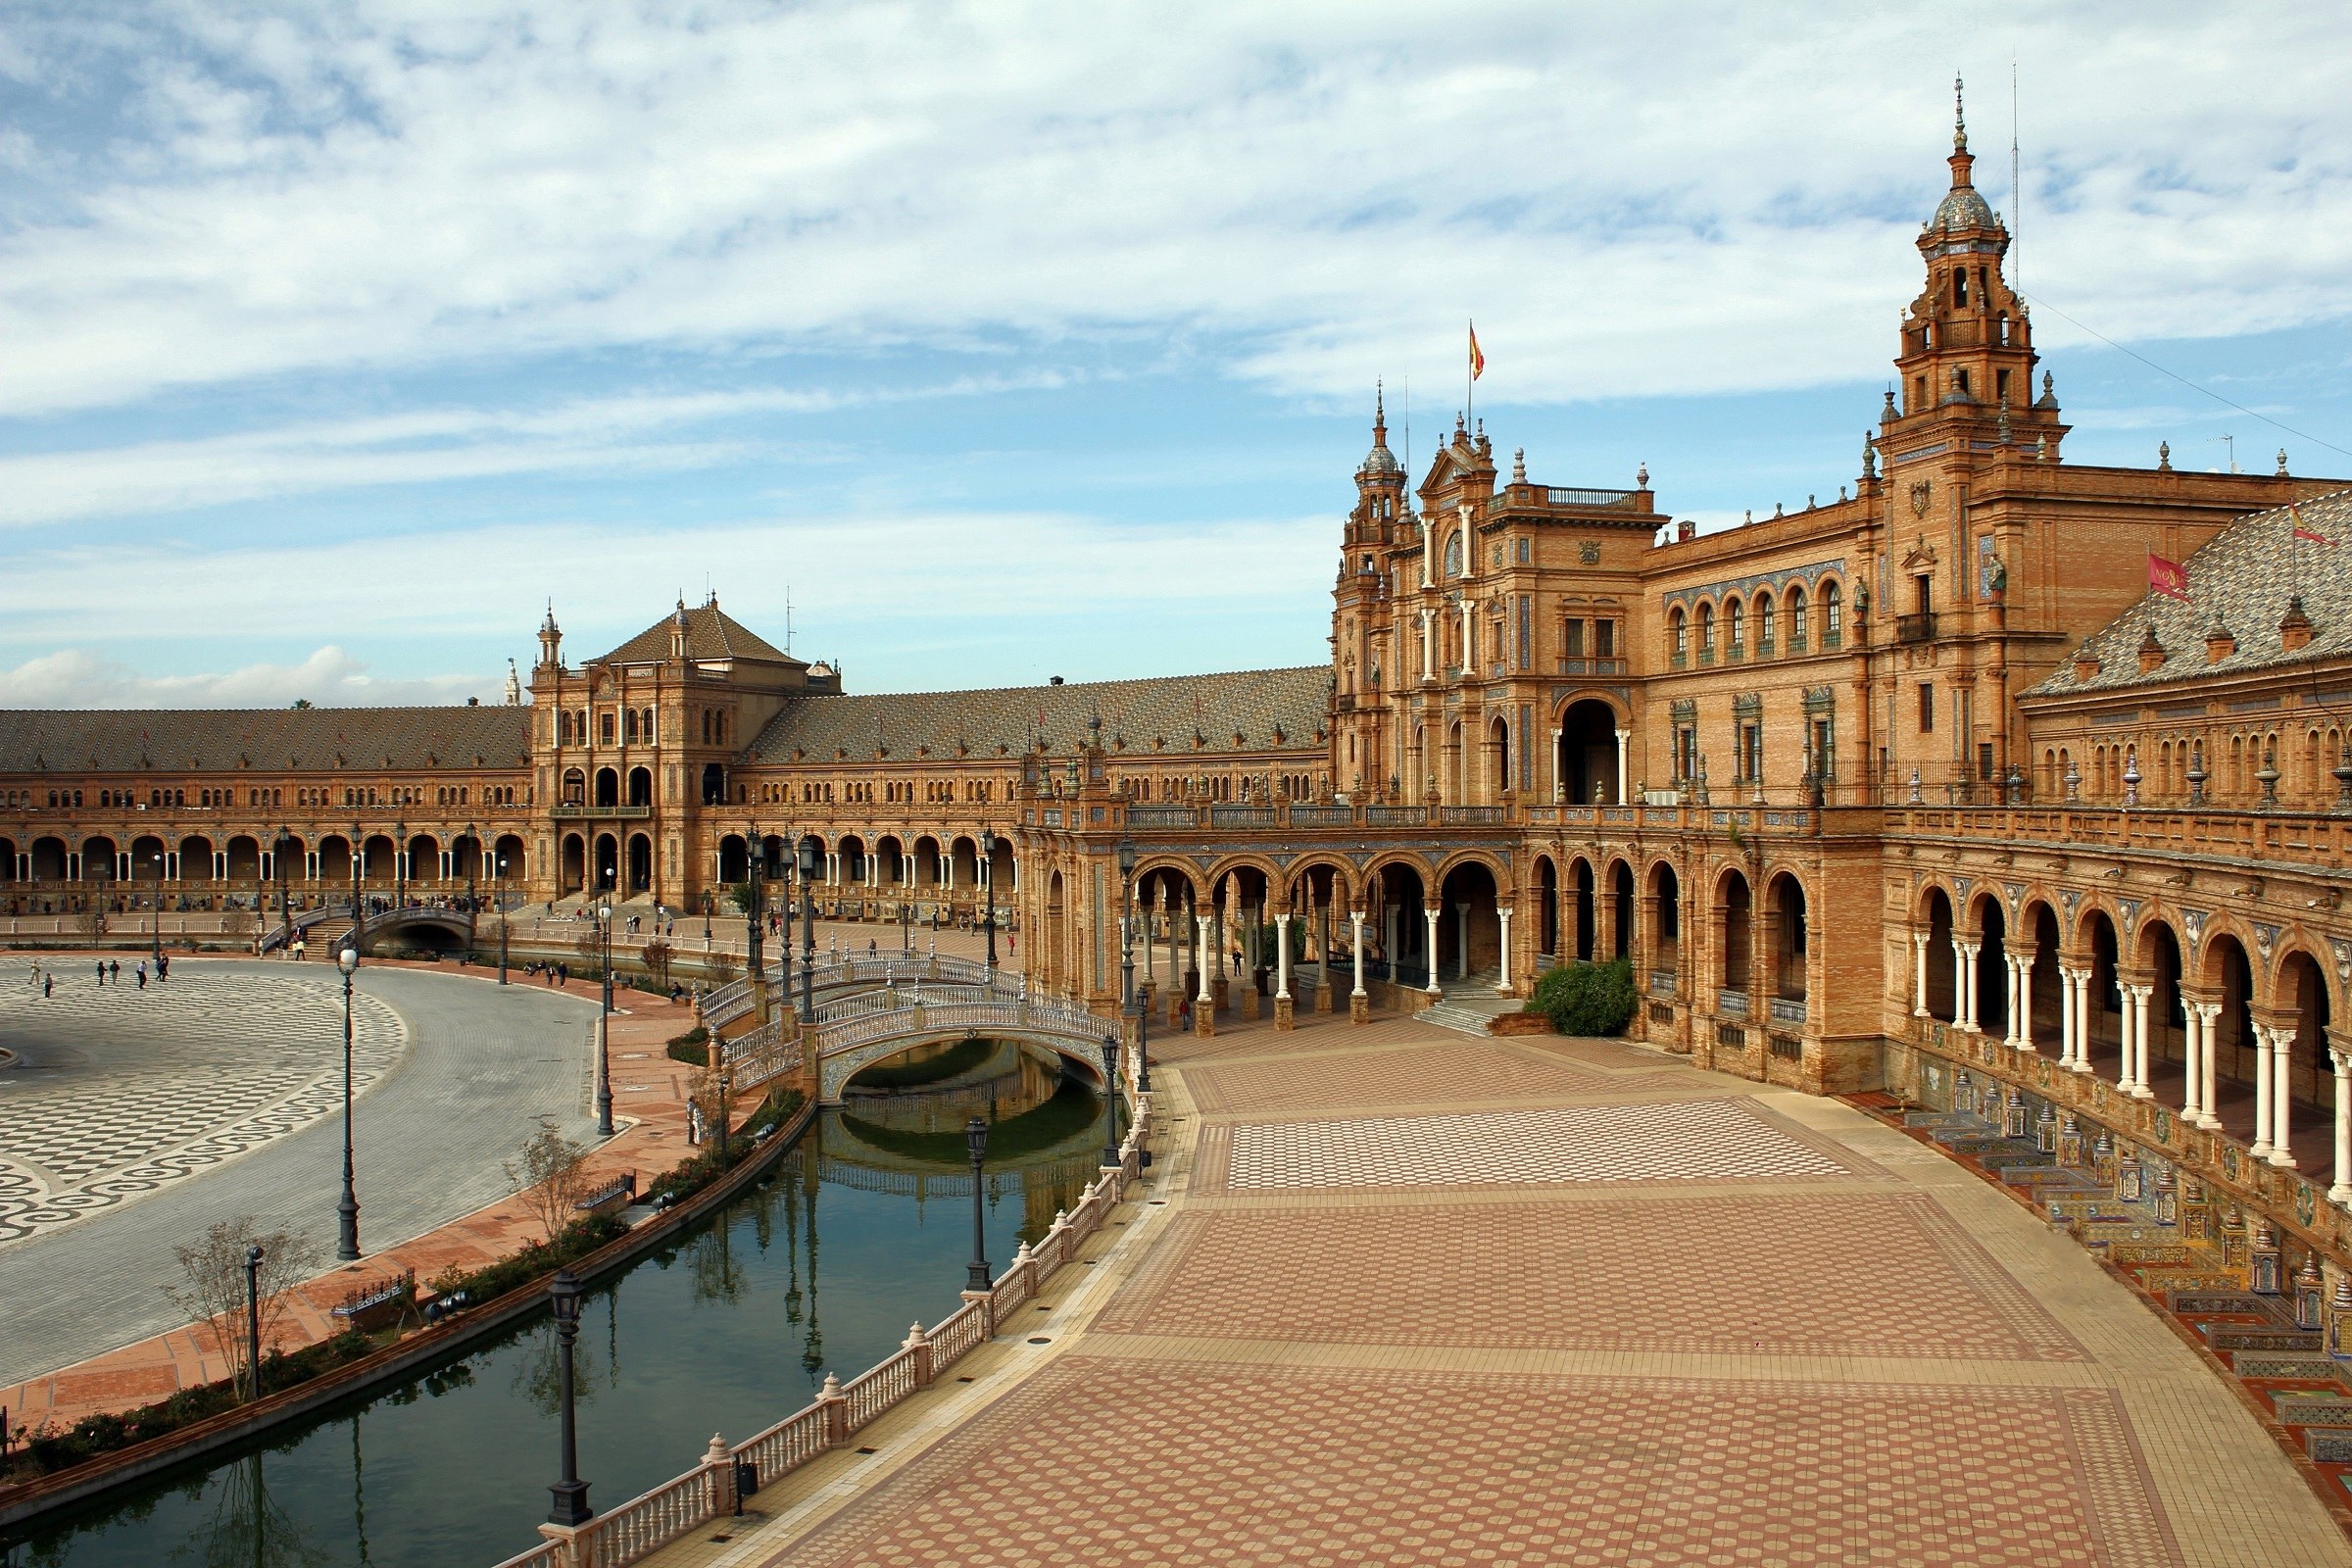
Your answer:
(1822, 580), (1843, 642)
(1697, 604), (1715, 654)
(1788, 586), (1809, 645)
(1444, 531), (1464, 579)
(1726, 597), (1744, 651)
(1669, 609), (1688, 659)
(1754, 592), (1775, 652)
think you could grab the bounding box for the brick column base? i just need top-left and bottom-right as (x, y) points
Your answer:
(1274, 997), (1295, 1031)
(1314, 981), (1334, 1013)
(1349, 993), (1371, 1025)
(1196, 1009), (1216, 1039)
(1240, 987), (1259, 1021)
(1213, 976), (1231, 1012)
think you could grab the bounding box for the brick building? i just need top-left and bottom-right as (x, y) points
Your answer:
(5, 100), (2352, 1272)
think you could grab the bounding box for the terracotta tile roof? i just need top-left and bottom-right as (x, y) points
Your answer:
(0, 706), (532, 775)
(594, 600), (801, 666)
(743, 666), (1331, 763)
(2029, 488), (2352, 697)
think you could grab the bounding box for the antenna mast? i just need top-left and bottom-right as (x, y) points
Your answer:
(785, 585), (794, 654)
(2011, 59), (2022, 293)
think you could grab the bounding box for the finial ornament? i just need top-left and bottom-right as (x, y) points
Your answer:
(1512, 447), (1526, 483)
(1953, 73), (1967, 150)
(2158, 440), (2172, 471)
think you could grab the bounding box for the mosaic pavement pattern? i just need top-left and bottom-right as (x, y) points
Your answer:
(1095, 1191), (2088, 1360)
(779, 1358), (2183, 1568)
(1180, 1037), (1691, 1116)
(1210, 1097), (1865, 1194)
(0, 965), (407, 1244)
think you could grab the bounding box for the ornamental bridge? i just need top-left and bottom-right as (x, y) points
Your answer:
(709, 952), (1117, 1105)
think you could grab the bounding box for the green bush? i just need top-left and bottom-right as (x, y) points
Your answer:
(1526, 957), (1637, 1037)
(667, 1027), (709, 1066)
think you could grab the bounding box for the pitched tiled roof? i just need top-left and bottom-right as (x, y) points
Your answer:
(595, 600), (800, 666)
(0, 707), (532, 775)
(2029, 488), (2352, 697)
(744, 666), (1331, 763)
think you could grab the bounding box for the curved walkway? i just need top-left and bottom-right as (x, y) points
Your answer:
(652, 1004), (2352, 1567)
(0, 958), (601, 1391)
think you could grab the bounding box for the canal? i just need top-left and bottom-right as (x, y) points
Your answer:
(3, 1039), (1107, 1567)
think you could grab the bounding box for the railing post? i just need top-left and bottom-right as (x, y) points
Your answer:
(905, 1321), (934, 1389)
(818, 1372), (850, 1446)
(962, 1287), (995, 1337)
(705, 1431), (736, 1516)
(533, 1524), (587, 1568)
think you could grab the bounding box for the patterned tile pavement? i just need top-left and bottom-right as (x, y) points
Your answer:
(777, 1358), (2183, 1568)
(1093, 1191), (2090, 1360)
(1210, 1097), (1870, 1194)
(0, 966), (407, 1243)
(1179, 1036), (1690, 1116)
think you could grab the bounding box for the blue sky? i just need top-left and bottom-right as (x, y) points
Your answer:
(4, 2), (2350, 707)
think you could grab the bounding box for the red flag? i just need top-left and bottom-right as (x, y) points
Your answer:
(2290, 505), (2336, 547)
(2147, 553), (2189, 602)
(1469, 322), (1485, 381)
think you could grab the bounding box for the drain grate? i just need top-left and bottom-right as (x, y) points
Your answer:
(856, 1446), (878, 1455)
(708, 1535), (733, 1544)
(956, 1375), (976, 1383)
(1027, 1337), (1052, 1345)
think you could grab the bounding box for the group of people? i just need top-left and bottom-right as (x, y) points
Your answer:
(22, 953), (169, 997)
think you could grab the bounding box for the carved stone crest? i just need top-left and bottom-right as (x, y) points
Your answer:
(1579, 540), (1601, 565)
(1908, 479), (1933, 516)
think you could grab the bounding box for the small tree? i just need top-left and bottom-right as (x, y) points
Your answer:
(75, 891), (108, 944)
(506, 1117), (593, 1245)
(166, 1219), (320, 1399)
(642, 938), (673, 991)
(706, 949), (741, 986)
(1526, 956), (1639, 1037)
(574, 924), (605, 979)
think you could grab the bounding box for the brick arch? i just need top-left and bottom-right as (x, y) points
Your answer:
(2069, 895), (2126, 959)
(1202, 853), (1287, 893)
(1912, 876), (1959, 924)
(1279, 857), (1358, 910)
(1359, 849), (1440, 890)
(2266, 936), (2342, 1018)
(1431, 847), (1513, 900)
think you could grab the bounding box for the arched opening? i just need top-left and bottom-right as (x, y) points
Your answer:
(1649, 862), (1681, 984)
(1556, 699), (1622, 804)
(1536, 856), (1559, 958)
(1922, 889), (1955, 1021)
(951, 836), (980, 888)
(1372, 861), (1431, 988)
(407, 834), (440, 888)
(1973, 899), (2007, 1038)
(1446, 720), (1466, 805)
(560, 834), (586, 896)
(1769, 874), (1807, 1002)
(451, 835), (483, 883)
(913, 836), (942, 888)
(1719, 870), (1752, 994)
(593, 833), (619, 894)
(1436, 861), (1502, 984)
(840, 836), (868, 884)
(179, 836), (215, 883)
(2082, 912), (2122, 1079)
(224, 835), (263, 882)
(2024, 903), (2062, 1048)
(701, 763), (727, 805)
(1571, 858), (1595, 961)
(627, 766), (653, 808)
(1754, 591), (1776, 655)
(717, 834), (749, 885)
(2141, 922), (2185, 1099)
(1045, 871), (1067, 991)
(1610, 861), (1634, 960)
(1488, 714), (1510, 798)
(30, 836), (68, 881)
(362, 835), (396, 887)
(2205, 935), (2258, 1143)
(2282, 951), (2334, 1166)
(1822, 579), (1844, 644)
(493, 834), (527, 887)
(594, 768), (619, 808)
(987, 835), (1015, 899)
(627, 833), (653, 894)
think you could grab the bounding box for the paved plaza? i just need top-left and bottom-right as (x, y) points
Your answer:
(0, 958), (601, 1390)
(644, 1005), (2352, 1568)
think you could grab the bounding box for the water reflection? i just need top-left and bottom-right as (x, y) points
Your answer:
(4, 1037), (1105, 1568)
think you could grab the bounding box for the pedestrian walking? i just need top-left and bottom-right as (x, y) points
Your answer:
(1179, 996), (1193, 1031)
(95, 959), (106, 986)
(42, 975), (53, 999)
(157, 953), (169, 982)
(135, 962), (147, 990)
(109, 959), (120, 983)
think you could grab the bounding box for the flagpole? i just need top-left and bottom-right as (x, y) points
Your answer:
(1466, 319), (1475, 439)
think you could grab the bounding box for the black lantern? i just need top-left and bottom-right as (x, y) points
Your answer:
(1101, 1035), (1121, 1167)
(546, 1268), (592, 1526)
(335, 946), (362, 1261)
(978, 826), (999, 971)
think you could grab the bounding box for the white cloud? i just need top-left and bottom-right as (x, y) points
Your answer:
(0, 3), (2346, 417)
(0, 646), (492, 708)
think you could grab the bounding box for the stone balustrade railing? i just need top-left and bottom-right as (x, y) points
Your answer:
(1886, 803), (2352, 877)
(501, 1078), (1152, 1568)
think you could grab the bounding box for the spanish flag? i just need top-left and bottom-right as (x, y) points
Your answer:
(2290, 504), (2336, 547)
(1469, 322), (1485, 381)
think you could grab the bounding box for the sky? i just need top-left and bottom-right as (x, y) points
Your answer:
(4, 1), (2351, 709)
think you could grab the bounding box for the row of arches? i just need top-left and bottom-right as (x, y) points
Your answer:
(1918, 883), (2340, 1166)
(1667, 579), (1843, 662)
(2038, 723), (2351, 809)
(0, 832), (528, 885)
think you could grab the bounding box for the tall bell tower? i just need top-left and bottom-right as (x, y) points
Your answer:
(1331, 387), (1407, 798)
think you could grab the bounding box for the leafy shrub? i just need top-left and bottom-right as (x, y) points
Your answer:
(1526, 957), (1637, 1037)
(667, 1027), (709, 1066)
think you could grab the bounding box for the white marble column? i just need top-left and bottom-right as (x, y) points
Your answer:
(2252, 1024), (2277, 1159)
(1454, 903), (1471, 981)
(2273, 1026), (2298, 1168)
(1349, 911), (1367, 998)
(1495, 906), (1513, 994)
(2073, 969), (2095, 1073)
(2195, 1004), (2224, 1129)
(2129, 984), (2155, 1098)
(2180, 1004), (2205, 1125)
(2330, 1047), (2352, 1205)
(1912, 932), (1931, 1018)
(1196, 917), (1213, 1004)
(2014, 955), (2037, 1052)
(1422, 906), (1443, 997)
(1420, 612), (1436, 684)
(1549, 728), (1563, 802)
(1955, 941), (1980, 1032)
(1274, 912), (1292, 1001)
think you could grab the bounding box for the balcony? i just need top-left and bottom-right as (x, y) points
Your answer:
(1557, 657), (1629, 677)
(1894, 612), (1938, 644)
(551, 804), (652, 820)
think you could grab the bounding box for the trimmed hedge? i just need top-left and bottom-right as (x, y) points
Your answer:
(667, 1026), (710, 1067)
(1525, 957), (1638, 1037)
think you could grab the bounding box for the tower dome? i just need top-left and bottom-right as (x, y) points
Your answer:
(1359, 383), (1401, 477)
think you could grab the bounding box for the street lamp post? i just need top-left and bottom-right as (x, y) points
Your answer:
(336, 947), (362, 1260)
(274, 828), (293, 957)
(496, 856), (511, 984)
(964, 1117), (991, 1291)
(150, 852), (164, 966)
(244, 1244), (265, 1402)
(797, 840), (818, 1024)
(1101, 1036), (1121, 1167)
(979, 827), (998, 973)
(595, 893), (614, 1138)
(545, 1269), (592, 1527)
(713, 1068), (732, 1170)
(745, 828), (765, 986)
(349, 823), (364, 950)
(463, 822), (477, 957)
(1116, 839), (1150, 1094)
(393, 819), (407, 910)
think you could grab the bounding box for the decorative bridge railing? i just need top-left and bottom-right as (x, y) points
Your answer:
(703, 952), (1001, 1032)
(490, 1078), (1153, 1568)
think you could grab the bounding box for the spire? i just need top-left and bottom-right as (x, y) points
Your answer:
(1953, 72), (1967, 152)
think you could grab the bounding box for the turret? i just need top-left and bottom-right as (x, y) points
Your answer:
(537, 603), (563, 670)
